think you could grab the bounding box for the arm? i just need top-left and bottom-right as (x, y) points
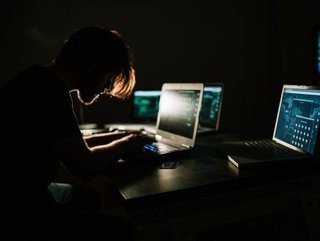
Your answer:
(83, 131), (133, 147)
(50, 133), (147, 180)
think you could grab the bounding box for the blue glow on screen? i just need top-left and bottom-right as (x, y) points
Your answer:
(275, 88), (320, 154)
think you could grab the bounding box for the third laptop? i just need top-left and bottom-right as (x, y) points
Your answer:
(197, 82), (224, 134)
(215, 84), (320, 168)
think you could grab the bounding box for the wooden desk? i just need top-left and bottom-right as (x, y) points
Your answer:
(106, 133), (320, 241)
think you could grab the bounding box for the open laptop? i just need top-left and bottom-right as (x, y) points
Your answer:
(120, 82), (204, 162)
(198, 83), (224, 134)
(104, 89), (161, 134)
(215, 84), (320, 168)
(105, 83), (224, 135)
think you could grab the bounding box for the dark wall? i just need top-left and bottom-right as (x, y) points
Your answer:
(1, 0), (319, 137)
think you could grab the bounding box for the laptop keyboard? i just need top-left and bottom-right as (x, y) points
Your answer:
(143, 142), (179, 154)
(245, 140), (304, 158)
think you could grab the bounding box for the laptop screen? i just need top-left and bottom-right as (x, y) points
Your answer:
(132, 90), (161, 122)
(199, 84), (223, 128)
(274, 85), (320, 154)
(157, 84), (203, 141)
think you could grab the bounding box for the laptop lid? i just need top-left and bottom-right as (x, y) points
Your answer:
(215, 84), (320, 168)
(131, 89), (161, 122)
(272, 85), (320, 155)
(155, 83), (204, 148)
(199, 83), (224, 130)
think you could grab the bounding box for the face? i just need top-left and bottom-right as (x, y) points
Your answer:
(77, 71), (111, 105)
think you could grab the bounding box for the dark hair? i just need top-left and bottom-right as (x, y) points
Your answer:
(55, 25), (135, 99)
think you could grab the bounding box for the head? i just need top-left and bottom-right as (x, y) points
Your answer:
(54, 25), (135, 105)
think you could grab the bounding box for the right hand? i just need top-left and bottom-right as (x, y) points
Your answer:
(122, 133), (153, 150)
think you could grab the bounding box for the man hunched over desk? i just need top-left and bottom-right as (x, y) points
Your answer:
(1, 25), (151, 240)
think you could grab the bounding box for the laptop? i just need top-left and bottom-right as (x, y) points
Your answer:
(120, 82), (204, 162)
(105, 83), (224, 135)
(104, 89), (161, 134)
(198, 83), (224, 134)
(215, 84), (320, 168)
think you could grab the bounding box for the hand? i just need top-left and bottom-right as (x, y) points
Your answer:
(121, 133), (154, 151)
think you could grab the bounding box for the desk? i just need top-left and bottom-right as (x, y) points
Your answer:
(106, 133), (320, 241)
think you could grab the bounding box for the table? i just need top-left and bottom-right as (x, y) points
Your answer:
(106, 132), (320, 241)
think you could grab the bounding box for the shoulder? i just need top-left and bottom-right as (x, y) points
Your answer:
(2, 64), (66, 93)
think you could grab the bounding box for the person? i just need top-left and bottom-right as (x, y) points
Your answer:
(1, 25), (148, 240)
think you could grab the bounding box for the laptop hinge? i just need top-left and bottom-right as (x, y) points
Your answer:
(182, 144), (191, 148)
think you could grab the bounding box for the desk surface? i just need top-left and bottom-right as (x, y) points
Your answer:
(107, 132), (320, 210)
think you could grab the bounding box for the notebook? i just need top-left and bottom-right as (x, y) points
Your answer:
(120, 83), (204, 162)
(198, 83), (224, 134)
(215, 84), (320, 168)
(104, 89), (161, 134)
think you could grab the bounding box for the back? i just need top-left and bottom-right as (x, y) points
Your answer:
(1, 65), (81, 202)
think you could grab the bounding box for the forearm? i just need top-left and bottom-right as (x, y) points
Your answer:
(65, 136), (132, 180)
(84, 131), (128, 147)
(56, 134), (144, 181)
